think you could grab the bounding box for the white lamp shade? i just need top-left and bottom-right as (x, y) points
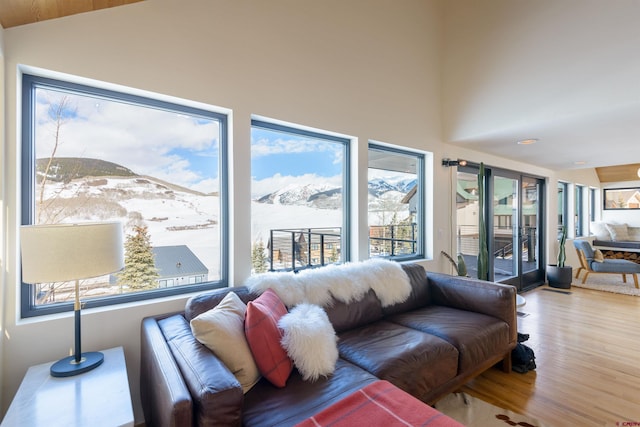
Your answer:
(20, 222), (124, 284)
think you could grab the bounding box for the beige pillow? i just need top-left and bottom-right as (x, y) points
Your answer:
(593, 249), (605, 263)
(190, 292), (260, 393)
(605, 223), (630, 241)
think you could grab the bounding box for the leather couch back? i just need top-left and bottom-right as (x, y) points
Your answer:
(382, 263), (431, 316)
(183, 263), (430, 332)
(324, 289), (384, 333)
(185, 286), (259, 321)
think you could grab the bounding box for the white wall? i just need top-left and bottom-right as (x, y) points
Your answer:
(0, 1), (614, 423)
(0, 23), (6, 410)
(0, 0), (445, 422)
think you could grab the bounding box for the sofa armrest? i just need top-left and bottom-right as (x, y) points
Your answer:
(141, 316), (193, 427)
(427, 272), (517, 345)
(157, 314), (245, 427)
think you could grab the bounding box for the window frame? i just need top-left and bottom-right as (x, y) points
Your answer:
(575, 184), (585, 237)
(250, 118), (351, 270)
(20, 73), (229, 318)
(557, 181), (569, 236)
(367, 142), (425, 262)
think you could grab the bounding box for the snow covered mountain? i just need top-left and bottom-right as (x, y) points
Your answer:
(255, 178), (416, 209)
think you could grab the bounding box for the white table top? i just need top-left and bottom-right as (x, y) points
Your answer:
(1, 347), (133, 427)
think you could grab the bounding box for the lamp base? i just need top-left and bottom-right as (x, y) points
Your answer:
(50, 351), (104, 377)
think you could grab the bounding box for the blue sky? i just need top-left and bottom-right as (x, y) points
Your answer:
(35, 88), (351, 195)
(35, 88), (220, 193)
(250, 127), (343, 181)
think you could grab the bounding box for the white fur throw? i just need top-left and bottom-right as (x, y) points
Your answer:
(245, 258), (412, 308)
(278, 304), (338, 381)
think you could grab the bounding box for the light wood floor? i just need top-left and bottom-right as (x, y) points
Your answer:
(460, 285), (640, 426)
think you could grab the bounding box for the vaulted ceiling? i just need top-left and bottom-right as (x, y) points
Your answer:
(0, 0), (142, 29)
(1, 1), (639, 179)
(442, 1), (640, 176)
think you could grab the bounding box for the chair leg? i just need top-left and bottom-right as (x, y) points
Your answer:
(582, 272), (589, 284)
(575, 267), (583, 279)
(634, 274), (639, 289)
(623, 274), (627, 283)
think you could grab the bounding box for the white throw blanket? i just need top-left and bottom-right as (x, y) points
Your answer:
(245, 259), (412, 308)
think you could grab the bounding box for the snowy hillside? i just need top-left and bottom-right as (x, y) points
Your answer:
(37, 161), (415, 283)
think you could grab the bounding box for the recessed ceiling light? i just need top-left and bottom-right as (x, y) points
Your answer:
(574, 161), (587, 165)
(517, 138), (538, 145)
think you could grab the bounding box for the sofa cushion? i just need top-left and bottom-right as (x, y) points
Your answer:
(245, 289), (293, 387)
(388, 306), (511, 373)
(337, 321), (459, 399)
(243, 359), (378, 427)
(382, 263), (431, 316)
(606, 223), (630, 241)
(190, 291), (260, 393)
(278, 304), (338, 381)
(158, 314), (244, 426)
(591, 221), (612, 241)
(324, 289), (384, 333)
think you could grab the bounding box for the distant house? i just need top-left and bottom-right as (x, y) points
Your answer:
(153, 245), (209, 288)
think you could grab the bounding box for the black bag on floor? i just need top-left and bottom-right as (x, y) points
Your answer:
(512, 342), (536, 373)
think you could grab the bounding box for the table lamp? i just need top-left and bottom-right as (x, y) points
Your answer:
(20, 222), (124, 377)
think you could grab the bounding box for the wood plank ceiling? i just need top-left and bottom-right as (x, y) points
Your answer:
(0, 0), (143, 29)
(595, 164), (640, 183)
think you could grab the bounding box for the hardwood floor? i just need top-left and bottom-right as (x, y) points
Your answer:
(461, 285), (640, 426)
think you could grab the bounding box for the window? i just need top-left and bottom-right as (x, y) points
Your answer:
(558, 182), (568, 236)
(250, 119), (350, 273)
(589, 187), (598, 224)
(368, 143), (424, 260)
(21, 74), (228, 317)
(575, 185), (585, 237)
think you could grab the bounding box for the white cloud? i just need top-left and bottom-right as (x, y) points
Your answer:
(251, 136), (340, 158)
(34, 88), (220, 192)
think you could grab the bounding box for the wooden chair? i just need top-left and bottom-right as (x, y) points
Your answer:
(573, 240), (640, 288)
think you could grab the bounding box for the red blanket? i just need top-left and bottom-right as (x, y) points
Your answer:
(295, 380), (464, 427)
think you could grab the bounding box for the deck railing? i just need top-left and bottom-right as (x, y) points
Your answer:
(368, 223), (417, 257)
(268, 227), (342, 272)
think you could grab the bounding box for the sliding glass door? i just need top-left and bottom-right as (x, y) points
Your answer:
(457, 166), (545, 291)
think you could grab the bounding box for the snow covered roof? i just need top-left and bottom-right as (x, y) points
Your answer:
(152, 245), (208, 278)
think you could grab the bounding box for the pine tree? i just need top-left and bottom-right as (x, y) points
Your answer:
(117, 225), (159, 291)
(252, 239), (269, 274)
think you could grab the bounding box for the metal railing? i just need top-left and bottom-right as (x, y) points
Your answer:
(369, 223), (417, 257)
(268, 228), (342, 272)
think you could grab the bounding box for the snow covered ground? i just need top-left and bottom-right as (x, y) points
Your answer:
(36, 173), (410, 302)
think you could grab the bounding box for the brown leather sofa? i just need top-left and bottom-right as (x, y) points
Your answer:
(140, 264), (517, 427)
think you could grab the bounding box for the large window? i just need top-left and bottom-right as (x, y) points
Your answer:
(589, 187), (598, 225)
(558, 182), (568, 236)
(21, 74), (228, 317)
(575, 184), (585, 237)
(250, 119), (350, 273)
(368, 143), (424, 260)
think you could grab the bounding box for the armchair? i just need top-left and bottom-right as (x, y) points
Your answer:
(573, 240), (640, 288)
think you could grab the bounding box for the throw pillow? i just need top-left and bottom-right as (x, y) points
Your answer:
(590, 222), (611, 241)
(593, 249), (605, 263)
(190, 291), (260, 393)
(605, 223), (630, 241)
(245, 288), (293, 387)
(278, 304), (339, 382)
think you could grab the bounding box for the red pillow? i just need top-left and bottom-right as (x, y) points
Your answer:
(245, 289), (293, 387)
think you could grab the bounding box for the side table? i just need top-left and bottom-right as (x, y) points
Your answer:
(1, 346), (134, 427)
